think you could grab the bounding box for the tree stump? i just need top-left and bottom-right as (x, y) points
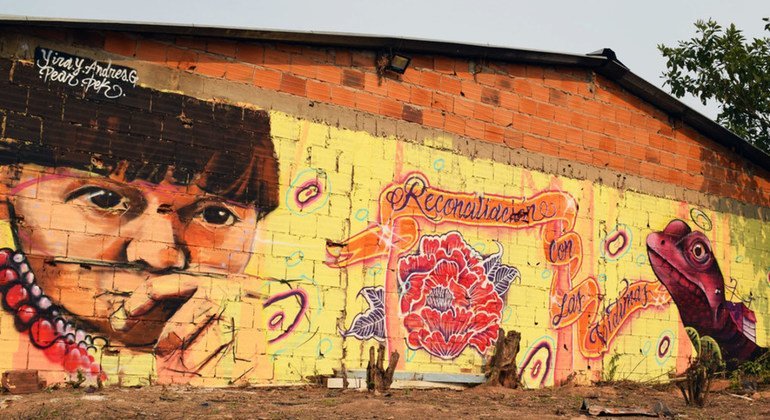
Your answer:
(486, 329), (521, 388)
(366, 344), (399, 392)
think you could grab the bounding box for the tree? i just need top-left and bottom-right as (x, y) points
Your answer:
(658, 18), (770, 154)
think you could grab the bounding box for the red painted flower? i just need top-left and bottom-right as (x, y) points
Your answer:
(398, 232), (503, 359)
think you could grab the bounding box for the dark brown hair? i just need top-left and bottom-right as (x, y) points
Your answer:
(0, 57), (279, 215)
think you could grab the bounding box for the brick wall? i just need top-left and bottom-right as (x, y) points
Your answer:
(0, 26), (768, 388)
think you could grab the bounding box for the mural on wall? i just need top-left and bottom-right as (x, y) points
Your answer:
(0, 52), (312, 385)
(647, 219), (766, 361)
(1, 41), (768, 389)
(328, 173), (671, 371)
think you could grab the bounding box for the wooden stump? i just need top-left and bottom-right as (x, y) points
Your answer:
(486, 329), (521, 388)
(2, 370), (42, 394)
(366, 344), (399, 392)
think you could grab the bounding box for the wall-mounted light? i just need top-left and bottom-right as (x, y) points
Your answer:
(385, 53), (411, 74)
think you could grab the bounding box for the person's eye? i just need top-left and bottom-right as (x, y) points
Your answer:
(199, 205), (239, 226)
(66, 187), (129, 211)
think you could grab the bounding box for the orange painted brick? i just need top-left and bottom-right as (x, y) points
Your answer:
(280, 74), (307, 96)
(513, 79), (533, 97)
(438, 75), (462, 95)
(206, 40), (237, 57)
(499, 91), (519, 111)
(541, 137), (562, 156)
(253, 68), (282, 90)
(434, 56), (455, 74)
(512, 114), (532, 132)
(380, 98), (402, 119)
(475, 72), (499, 87)
(195, 60), (227, 78)
(290, 54), (318, 79)
(225, 63), (254, 83)
(519, 98), (537, 116)
(459, 80), (482, 101)
(444, 114), (466, 135)
(473, 103), (494, 123)
(103, 33), (136, 57)
(306, 80), (332, 102)
(591, 150), (612, 168)
(465, 119), (485, 139)
(624, 158), (641, 173)
(432, 92), (453, 112)
(386, 80), (410, 102)
(492, 108), (512, 126)
(410, 55), (433, 70)
(330, 85), (356, 107)
(409, 86), (432, 107)
(263, 47), (291, 72)
(454, 97), (474, 118)
(316, 66), (342, 84)
(420, 71), (441, 90)
(599, 136), (615, 153)
(629, 144), (646, 161)
(536, 102), (556, 120)
(422, 109), (445, 129)
(484, 123), (504, 143)
(236, 44), (264, 64)
(549, 124), (569, 141)
(166, 46), (198, 71)
(334, 50), (352, 66)
(355, 91), (380, 114)
(364, 72), (387, 96)
(400, 68), (421, 85)
(503, 128), (524, 148)
(521, 134), (542, 153)
(530, 118), (549, 137)
(582, 131), (602, 150)
(135, 40), (167, 63)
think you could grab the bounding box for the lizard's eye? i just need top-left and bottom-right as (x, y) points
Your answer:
(689, 241), (710, 264)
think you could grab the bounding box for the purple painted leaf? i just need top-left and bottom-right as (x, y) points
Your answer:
(339, 286), (385, 342)
(482, 241), (521, 297)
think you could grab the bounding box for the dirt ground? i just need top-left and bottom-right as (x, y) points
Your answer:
(2, 381), (770, 419)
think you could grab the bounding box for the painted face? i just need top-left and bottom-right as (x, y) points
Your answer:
(3, 164), (258, 348)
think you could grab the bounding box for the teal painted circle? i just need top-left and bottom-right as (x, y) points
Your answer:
(471, 242), (486, 253)
(502, 306), (513, 323)
(597, 273), (608, 283)
(367, 263), (383, 277)
(285, 250), (304, 267)
(317, 338), (333, 356)
(635, 254), (647, 266)
(433, 158), (445, 172)
(735, 255), (744, 263)
(354, 208), (369, 221)
(541, 269), (552, 279)
(641, 340), (652, 356)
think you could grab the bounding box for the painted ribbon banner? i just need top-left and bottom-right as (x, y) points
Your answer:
(327, 173), (671, 360)
(327, 173), (581, 274)
(550, 276), (671, 357)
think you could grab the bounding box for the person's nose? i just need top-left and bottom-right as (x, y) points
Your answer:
(125, 208), (187, 272)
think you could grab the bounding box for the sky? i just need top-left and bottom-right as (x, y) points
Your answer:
(1, 0), (767, 119)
